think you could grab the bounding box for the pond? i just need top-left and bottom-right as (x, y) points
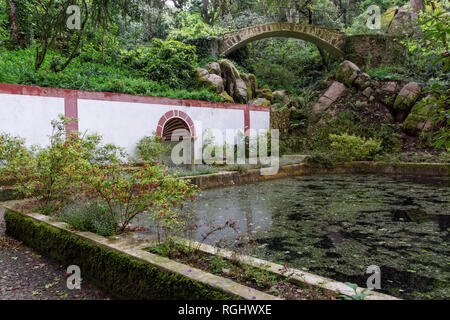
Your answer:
(184, 174), (449, 300)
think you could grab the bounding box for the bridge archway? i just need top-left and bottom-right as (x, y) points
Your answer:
(220, 23), (346, 57)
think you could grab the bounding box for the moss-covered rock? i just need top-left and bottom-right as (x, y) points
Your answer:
(219, 59), (241, 98)
(198, 73), (224, 94)
(206, 62), (221, 76)
(403, 96), (434, 136)
(220, 91), (234, 103)
(394, 82), (421, 109)
(249, 98), (270, 107)
(256, 88), (274, 103)
(336, 60), (360, 87)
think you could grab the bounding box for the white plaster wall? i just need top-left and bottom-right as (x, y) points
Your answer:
(78, 99), (246, 156)
(250, 111), (270, 132)
(0, 94), (65, 146)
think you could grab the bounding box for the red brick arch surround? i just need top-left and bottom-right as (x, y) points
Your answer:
(156, 110), (196, 138)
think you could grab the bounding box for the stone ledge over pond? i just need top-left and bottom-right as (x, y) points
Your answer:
(184, 162), (450, 190)
(2, 204), (400, 300)
(178, 240), (399, 301)
(2, 206), (278, 300)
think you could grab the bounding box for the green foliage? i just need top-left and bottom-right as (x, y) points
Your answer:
(1, 117), (198, 238)
(308, 110), (402, 155)
(0, 46), (224, 102)
(246, 39), (325, 92)
(0, 132), (36, 190)
(339, 282), (372, 300)
(136, 134), (166, 163)
(169, 13), (227, 59)
(329, 133), (382, 161)
(59, 200), (118, 237)
(139, 38), (199, 88)
(305, 153), (336, 169)
(0, 0), (9, 44)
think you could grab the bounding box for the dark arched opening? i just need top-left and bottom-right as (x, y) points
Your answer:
(162, 118), (191, 141)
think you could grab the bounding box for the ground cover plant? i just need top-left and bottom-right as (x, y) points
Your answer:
(146, 240), (338, 300)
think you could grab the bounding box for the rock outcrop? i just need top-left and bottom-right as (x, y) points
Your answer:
(197, 59), (266, 105)
(393, 82), (421, 122)
(336, 60), (361, 87)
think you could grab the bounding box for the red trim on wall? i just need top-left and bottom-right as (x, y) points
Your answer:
(64, 92), (78, 133)
(156, 111), (197, 138)
(0, 83), (270, 112)
(244, 108), (250, 137)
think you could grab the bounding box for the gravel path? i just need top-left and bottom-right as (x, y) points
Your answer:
(0, 204), (110, 300)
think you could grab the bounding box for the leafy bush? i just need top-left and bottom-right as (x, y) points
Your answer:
(83, 163), (197, 238)
(136, 134), (166, 163)
(305, 153), (336, 169)
(134, 39), (199, 88)
(329, 133), (382, 162)
(59, 200), (118, 237)
(0, 46), (224, 102)
(0, 132), (36, 188)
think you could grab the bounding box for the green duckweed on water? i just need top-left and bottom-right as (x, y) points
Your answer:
(136, 174), (450, 300)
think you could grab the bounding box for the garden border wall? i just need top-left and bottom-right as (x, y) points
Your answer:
(2, 207), (279, 300)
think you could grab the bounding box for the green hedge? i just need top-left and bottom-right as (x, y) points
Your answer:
(0, 188), (19, 202)
(4, 209), (236, 300)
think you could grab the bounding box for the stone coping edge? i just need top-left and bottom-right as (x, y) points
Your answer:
(182, 162), (449, 189)
(176, 239), (400, 301)
(1, 205), (279, 301)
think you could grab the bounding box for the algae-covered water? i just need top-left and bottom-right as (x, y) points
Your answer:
(188, 175), (449, 300)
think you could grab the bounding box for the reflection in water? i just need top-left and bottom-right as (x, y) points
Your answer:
(186, 175), (449, 300)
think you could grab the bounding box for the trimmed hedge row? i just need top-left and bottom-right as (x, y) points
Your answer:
(0, 188), (19, 202)
(4, 209), (236, 300)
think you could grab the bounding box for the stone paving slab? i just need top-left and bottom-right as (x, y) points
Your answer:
(0, 204), (110, 300)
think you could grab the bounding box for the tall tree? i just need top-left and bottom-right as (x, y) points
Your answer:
(5, 0), (30, 48)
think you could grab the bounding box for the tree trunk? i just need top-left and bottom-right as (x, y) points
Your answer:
(410, 0), (425, 12)
(6, 0), (19, 47)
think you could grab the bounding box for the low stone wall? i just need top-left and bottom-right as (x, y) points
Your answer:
(2, 207), (278, 300)
(342, 34), (403, 69)
(185, 162), (449, 189)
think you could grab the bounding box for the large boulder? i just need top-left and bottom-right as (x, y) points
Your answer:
(234, 78), (248, 103)
(375, 81), (400, 108)
(403, 96), (434, 136)
(393, 82), (421, 122)
(240, 73), (254, 100)
(206, 62), (221, 76)
(273, 90), (287, 103)
(336, 60), (361, 87)
(197, 68), (209, 78)
(256, 87), (274, 103)
(199, 74), (224, 94)
(354, 73), (371, 90)
(249, 98), (271, 107)
(312, 81), (346, 114)
(248, 74), (258, 97)
(219, 59), (240, 98)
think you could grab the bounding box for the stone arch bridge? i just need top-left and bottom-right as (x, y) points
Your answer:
(218, 22), (397, 67)
(220, 22), (347, 57)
